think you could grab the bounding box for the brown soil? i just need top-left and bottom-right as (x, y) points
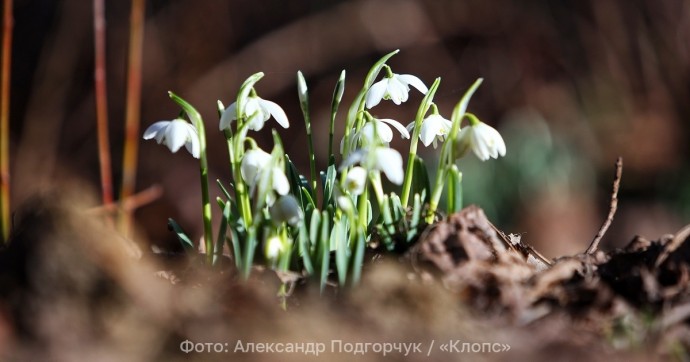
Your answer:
(0, 193), (687, 361)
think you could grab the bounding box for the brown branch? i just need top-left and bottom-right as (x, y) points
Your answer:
(88, 184), (162, 215)
(586, 157), (623, 254)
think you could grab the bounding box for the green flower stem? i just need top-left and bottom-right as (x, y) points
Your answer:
(329, 70), (346, 157)
(427, 164), (448, 223)
(448, 78), (483, 159)
(169, 92), (214, 264)
(368, 172), (385, 208)
(400, 78), (441, 207)
(297, 72), (318, 201)
(241, 226), (257, 279)
(342, 50), (399, 161)
(222, 118), (252, 229)
(426, 79), (483, 223)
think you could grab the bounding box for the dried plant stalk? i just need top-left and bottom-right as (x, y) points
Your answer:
(119, 0), (145, 236)
(0, 0), (14, 242)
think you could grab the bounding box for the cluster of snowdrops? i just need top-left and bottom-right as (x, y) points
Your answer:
(143, 50), (505, 291)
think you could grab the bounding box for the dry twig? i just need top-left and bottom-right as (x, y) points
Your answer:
(586, 157), (623, 254)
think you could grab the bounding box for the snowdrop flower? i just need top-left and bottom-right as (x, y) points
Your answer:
(334, 186), (356, 214)
(241, 148), (290, 204)
(365, 73), (428, 109)
(219, 96), (289, 132)
(270, 195), (303, 226)
(240, 148), (272, 184)
(341, 117), (410, 153)
(406, 114), (452, 148)
(344, 166), (367, 195)
(455, 119), (506, 161)
(341, 147), (404, 185)
(143, 119), (200, 158)
(360, 118), (410, 144)
(264, 235), (284, 261)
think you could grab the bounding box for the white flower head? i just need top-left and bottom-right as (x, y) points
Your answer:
(220, 96), (289, 132)
(270, 194), (303, 226)
(264, 235), (284, 261)
(344, 166), (367, 195)
(366, 73), (428, 109)
(143, 119), (200, 158)
(360, 118), (410, 144)
(406, 114), (452, 148)
(240, 148), (272, 184)
(455, 121), (506, 161)
(341, 146), (404, 185)
(342, 117), (410, 154)
(334, 186), (356, 214)
(241, 148), (290, 205)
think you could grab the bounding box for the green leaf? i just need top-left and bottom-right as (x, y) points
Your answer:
(446, 165), (463, 214)
(168, 218), (195, 252)
(408, 192), (424, 242)
(379, 195), (395, 250)
(300, 186), (316, 222)
(285, 155), (306, 205)
(318, 210), (331, 293)
(321, 163), (337, 209)
(364, 49), (400, 88)
(334, 219), (349, 287)
(413, 155), (430, 203)
(168, 92), (203, 131)
(298, 222), (314, 275)
(449, 78), (483, 152)
(309, 210), (321, 250)
(350, 231), (366, 286)
(213, 201), (232, 265)
(216, 179), (233, 200)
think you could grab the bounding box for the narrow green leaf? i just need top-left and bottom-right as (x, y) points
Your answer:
(413, 155), (430, 203)
(213, 201), (232, 265)
(321, 163), (337, 209)
(334, 220), (349, 287)
(298, 222), (314, 275)
(319, 210), (331, 293)
(168, 218), (194, 252)
(350, 231), (366, 286)
(408, 192), (424, 242)
(309, 210), (321, 250)
(446, 165), (463, 214)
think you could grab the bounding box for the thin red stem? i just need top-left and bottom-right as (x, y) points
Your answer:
(0, 0), (13, 242)
(93, 0), (114, 219)
(119, 0), (145, 236)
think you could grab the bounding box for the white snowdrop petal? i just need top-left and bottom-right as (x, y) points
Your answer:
(365, 79), (388, 109)
(261, 99), (290, 129)
(219, 103), (237, 131)
(165, 121), (189, 153)
(420, 120), (442, 147)
(340, 149), (367, 170)
(241, 149), (271, 184)
(386, 77), (408, 105)
(143, 121), (170, 140)
(379, 118), (410, 139)
(270, 195), (303, 226)
(272, 169), (290, 195)
(398, 74), (428, 94)
(375, 148), (403, 185)
(345, 166), (368, 195)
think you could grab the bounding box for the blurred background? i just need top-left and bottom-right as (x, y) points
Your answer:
(4, 0), (690, 258)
